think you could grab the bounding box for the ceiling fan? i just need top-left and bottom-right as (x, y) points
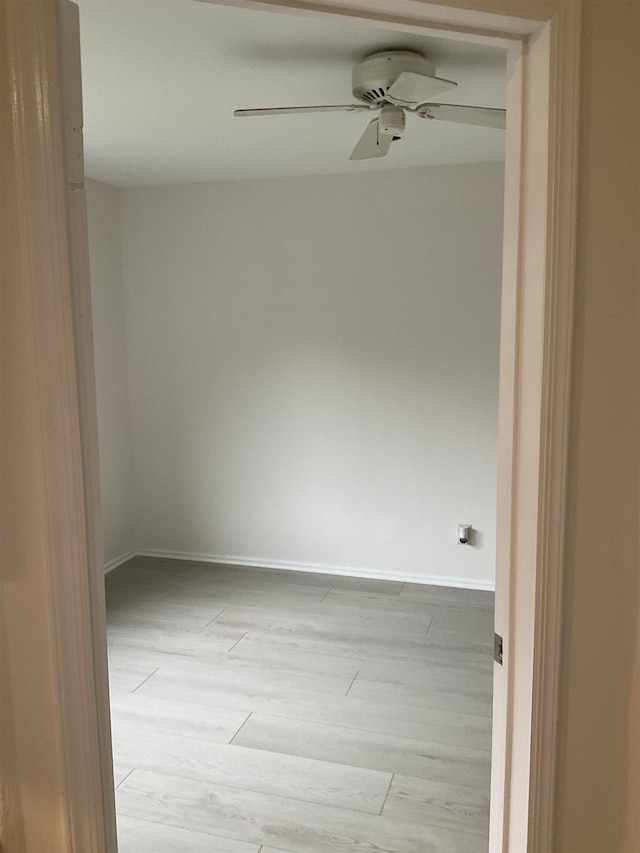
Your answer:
(234, 49), (506, 161)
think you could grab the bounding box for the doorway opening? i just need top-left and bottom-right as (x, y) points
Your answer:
(80, 2), (506, 850)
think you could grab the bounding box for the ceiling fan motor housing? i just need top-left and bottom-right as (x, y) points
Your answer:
(352, 50), (436, 105)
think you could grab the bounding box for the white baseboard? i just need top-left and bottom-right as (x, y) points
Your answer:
(134, 548), (495, 591)
(104, 550), (137, 575)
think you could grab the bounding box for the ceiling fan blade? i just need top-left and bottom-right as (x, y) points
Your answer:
(234, 104), (370, 117)
(417, 103), (507, 129)
(350, 119), (393, 161)
(386, 71), (457, 108)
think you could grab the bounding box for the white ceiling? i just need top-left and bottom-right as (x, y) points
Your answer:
(77, 1), (507, 187)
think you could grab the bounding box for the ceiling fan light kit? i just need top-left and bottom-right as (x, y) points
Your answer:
(378, 104), (405, 138)
(234, 49), (506, 161)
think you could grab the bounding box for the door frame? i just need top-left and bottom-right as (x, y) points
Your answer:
(1, 0), (580, 850)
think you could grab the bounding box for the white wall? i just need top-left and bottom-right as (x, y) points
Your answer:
(118, 162), (503, 586)
(86, 179), (135, 569)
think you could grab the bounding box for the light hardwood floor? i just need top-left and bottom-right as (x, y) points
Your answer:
(106, 557), (494, 853)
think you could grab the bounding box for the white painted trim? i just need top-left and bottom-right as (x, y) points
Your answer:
(2, 2), (116, 849)
(59, 2), (118, 848)
(103, 550), (137, 575)
(135, 549), (496, 591)
(526, 6), (581, 851)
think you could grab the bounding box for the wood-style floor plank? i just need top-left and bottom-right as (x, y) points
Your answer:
(233, 627), (491, 667)
(382, 773), (490, 836)
(348, 677), (493, 719)
(107, 597), (226, 628)
(116, 815), (260, 852)
(111, 721), (392, 813)
(133, 654), (354, 705)
(163, 583), (332, 609)
(117, 769), (488, 853)
(107, 621), (241, 659)
(232, 713), (491, 788)
(401, 582), (494, 607)
(355, 654), (492, 688)
(228, 635), (361, 679)
(213, 603), (435, 639)
(246, 700), (493, 751)
(111, 694), (250, 744)
(320, 588), (458, 616)
(429, 604), (496, 633)
(425, 627), (494, 653)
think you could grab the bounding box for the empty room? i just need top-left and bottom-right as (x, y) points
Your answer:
(79, 1), (505, 851)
